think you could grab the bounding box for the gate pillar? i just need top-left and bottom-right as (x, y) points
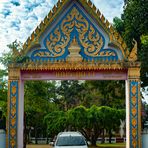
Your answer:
(7, 68), (24, 148)
(127, 67), (141, 148)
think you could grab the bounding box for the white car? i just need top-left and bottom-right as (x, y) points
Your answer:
(54, 131), (88, 148)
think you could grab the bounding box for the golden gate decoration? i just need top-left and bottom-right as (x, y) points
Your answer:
(7, 0), (141, 148)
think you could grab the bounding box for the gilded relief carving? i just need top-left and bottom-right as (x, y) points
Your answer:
(9, 68), (20, 80)
(11, 96), (16, 105)
(11, 118), (16, 126)
(10, 128), (16, 137)
(12, 86), (16, 95)
(9, 81), (18, 148)
(130, 81), (140, 148)
(32, 6), (117, 60)
(10, 139), (15, 147)
(132, 96), (137, 105)
(67, 37), (82, 62)
(132, 85), (137, 95)
(132, 107), (137, 116)
(128, 39), (138, 62)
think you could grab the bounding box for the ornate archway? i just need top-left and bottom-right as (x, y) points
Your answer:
(7, 0), (141, 147)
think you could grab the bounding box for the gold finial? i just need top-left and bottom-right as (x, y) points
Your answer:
(67, 36), (82, 62)
(128, 39), (138, 62)
(71, 36), (78, 46)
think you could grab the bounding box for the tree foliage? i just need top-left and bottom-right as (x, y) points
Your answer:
(82, 81), (125, 108)
(24, 80), (59, 143)
(44, 105), (125, 145)
(113, 0), (148, 87)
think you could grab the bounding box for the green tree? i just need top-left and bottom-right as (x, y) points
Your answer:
(67, 106), (91, 140)
(45, 105), (125, 146)
(113, 17), (125, 36)
(95, 106), (125, 144)
(57, 80), (84, 110)
(83, 81), (125, 108)
(114, 0), (148, 87)
(44, 110), (68, 138)
(24, 80), (59, 144)
(87, 105), (102, 145)
(0, 81), (7, 117)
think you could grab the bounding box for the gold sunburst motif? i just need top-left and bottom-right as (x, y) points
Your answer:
(132, 96), (137, 105)
(132, 128), (137, 137)
(11, 118), (16, 126)
(10, 128), (16, 137)
(10, 139), (16, 147)
(11, 96), (16, 105)
(132, 107), (137, 116)
(11, 107), (16, 116)
(132, 139), (137, 148)
(132, 85), (137, 95)
(132, 118), (137, 127)
(12, 86), (16, 94)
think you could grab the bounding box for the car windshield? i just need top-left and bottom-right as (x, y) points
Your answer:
(56, 136), (86, 146)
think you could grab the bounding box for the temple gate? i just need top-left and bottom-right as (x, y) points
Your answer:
(7, 0), (141, 147)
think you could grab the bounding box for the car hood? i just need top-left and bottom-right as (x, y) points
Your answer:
(54, 146), (88, 148)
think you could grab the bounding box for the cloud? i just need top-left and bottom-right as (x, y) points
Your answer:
(11, 0), (20, 6)
(92, 0), (124, 22)
(0, 0), (123, 58)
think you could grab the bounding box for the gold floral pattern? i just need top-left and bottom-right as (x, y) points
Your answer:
(11, 107), (16, 116)
(132, 85), (137, 95)
(132, 128), (137, 137)
(132, 96), (137, 105)
(34, 7), (116, 59)
(12, 86), (16, 94)
(130, 81), (140, 148)
(132, 139), (137, 148)
(11, 96), (16, 105)
(10, 139), (15, 147)
(9, 81), (18, 148)
(132, 118), (137, 127)
(11, 117), (16, 126)
(10, 128), (16, 137)
(132, 107), (137, 116)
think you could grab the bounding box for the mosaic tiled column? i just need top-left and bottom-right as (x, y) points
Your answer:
(8, 80), (19, 148)
(127, 67), (141, 148)
(7, 68), (21, 148)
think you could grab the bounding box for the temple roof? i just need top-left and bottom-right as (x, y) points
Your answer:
(20, 0), (129, 60)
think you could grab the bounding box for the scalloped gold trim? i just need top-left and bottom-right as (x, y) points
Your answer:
(8, 61), (140, 71)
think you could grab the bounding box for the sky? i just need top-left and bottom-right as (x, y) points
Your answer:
(0, 0), (124, 56)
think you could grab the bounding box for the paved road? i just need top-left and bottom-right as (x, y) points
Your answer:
(27, 145), (52, 148)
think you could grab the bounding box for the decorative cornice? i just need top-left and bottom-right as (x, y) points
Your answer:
(21, 0), (129, 60)
(8, 60), (140, 71)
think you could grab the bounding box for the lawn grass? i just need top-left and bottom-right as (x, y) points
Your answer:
(96, 143), (125, 148)
(27, 143), (126, 148)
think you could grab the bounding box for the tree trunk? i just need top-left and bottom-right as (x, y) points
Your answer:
(109, 129), (112, 144)
(91, 134), (96, 146)
(101, 128), (105, 143)
(46, 128), (49, 144)
(35, 127), (38, 144)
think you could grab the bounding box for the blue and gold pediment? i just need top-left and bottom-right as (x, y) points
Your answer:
(27, 2), (124, 62)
